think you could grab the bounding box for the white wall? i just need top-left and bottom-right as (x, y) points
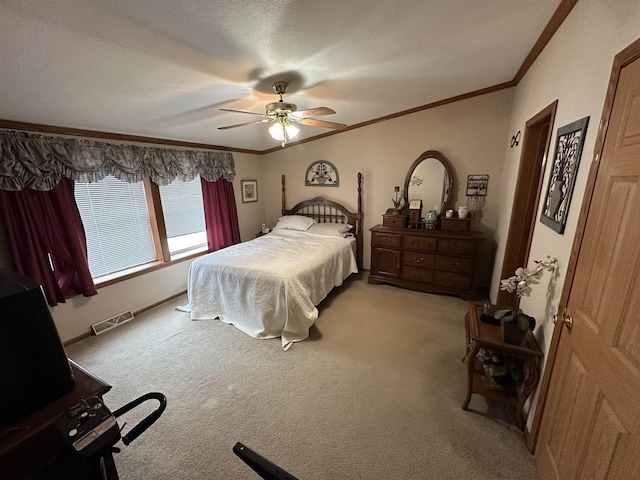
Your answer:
(229, 152), (266, 241)
(490, 0), (640, 428)
(260, 89), (515, 286)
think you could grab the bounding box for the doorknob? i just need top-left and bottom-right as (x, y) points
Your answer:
(553, 308), (573, 329)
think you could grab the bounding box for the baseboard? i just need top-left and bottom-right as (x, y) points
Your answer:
(62, 290), (187, 347)
(63, 331), (92, 346)
(133, 289), (187, 316)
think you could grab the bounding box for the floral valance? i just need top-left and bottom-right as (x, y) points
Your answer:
(0, 130), (235, 191)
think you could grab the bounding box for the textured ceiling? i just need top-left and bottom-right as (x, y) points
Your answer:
(0, 0), (562, 152)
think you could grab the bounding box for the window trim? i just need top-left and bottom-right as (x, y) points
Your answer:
(94, 245), (208, 289)
(143, 178), (171, 262)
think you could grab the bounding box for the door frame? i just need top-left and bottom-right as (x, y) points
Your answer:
(496, 101), (557, 308)
(528, 36), (640, 453)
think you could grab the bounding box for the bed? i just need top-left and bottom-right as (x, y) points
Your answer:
(185, 173), (363, 349)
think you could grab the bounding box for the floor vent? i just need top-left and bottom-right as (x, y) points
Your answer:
(92, 310), (135, 335)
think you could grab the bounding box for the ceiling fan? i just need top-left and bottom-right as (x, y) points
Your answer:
(218, 82), (347, 147)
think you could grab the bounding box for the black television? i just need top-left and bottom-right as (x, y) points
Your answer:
(0, 269), (75, 426)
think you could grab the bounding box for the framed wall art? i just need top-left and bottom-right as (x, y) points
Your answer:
(540, 116), (589, 234)
(305, 160), (339, 186)
(241, 179), (258, 203)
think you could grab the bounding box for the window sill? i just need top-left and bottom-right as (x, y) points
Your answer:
(94, 246), (209, 289)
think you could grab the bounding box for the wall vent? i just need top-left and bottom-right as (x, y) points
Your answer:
(91, 310), (134, 335)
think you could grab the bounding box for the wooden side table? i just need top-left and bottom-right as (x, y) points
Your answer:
(462, 301), (543, 430)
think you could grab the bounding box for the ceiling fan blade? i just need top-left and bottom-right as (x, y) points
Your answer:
(218, 118), (273, 130)
(299, 118), (347, 130)
(290, 107), (336, 118)
(219, 108), (266, 117)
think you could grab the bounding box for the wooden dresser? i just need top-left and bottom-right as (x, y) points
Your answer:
(369, 224), (484, 300)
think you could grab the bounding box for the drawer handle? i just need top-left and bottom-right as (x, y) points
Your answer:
(415, 257), (424, 263)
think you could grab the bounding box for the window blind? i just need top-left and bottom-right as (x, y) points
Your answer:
(159, 177), (207, 253)
(74, 176), (156, 278)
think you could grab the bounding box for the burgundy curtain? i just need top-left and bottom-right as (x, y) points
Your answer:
(201, 178), (241, 251)
(0, 178), (97, 306)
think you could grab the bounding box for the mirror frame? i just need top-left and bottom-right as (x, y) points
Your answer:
(403, 150), (455, 214)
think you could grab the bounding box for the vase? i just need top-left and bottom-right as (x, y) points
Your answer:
(502, 319), (527, 345)
(458, 206), (468, 218)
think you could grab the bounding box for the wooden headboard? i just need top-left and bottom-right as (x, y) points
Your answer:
(281, 172), (364, 269)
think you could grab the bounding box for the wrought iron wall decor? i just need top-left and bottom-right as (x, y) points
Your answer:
(466, 174), (489, 219)
(466, 175), (489, 196)
(540, 116), (590, 234)
(510, 130), (521, 148)
(305, 160), (339, 187)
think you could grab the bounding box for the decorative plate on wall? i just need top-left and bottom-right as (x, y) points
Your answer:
(305, 160), (339, 187)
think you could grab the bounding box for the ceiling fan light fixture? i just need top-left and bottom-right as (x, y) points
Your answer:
(219, 80), (345, 146)
(269, 120), (299, 147)
(286, 123), (299, 138)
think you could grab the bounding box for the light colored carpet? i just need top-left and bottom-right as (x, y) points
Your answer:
(67, 273), (539, 479)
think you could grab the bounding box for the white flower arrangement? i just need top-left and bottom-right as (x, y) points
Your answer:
(499, 256), (557, 297)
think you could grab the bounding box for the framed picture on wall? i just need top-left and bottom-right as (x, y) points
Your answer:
(241, 180), (258, 203)
(540, 116), (590, 234)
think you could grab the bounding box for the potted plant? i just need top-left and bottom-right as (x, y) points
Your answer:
(498, 256), (556, 345)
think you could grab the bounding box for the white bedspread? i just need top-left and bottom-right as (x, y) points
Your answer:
(186, 229), (358, 349)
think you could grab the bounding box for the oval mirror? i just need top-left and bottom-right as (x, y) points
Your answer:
(403, 150), (454, 214)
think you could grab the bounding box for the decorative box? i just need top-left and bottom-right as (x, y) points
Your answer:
(382, 212), (407, 228)
(408, 199), (423, 227)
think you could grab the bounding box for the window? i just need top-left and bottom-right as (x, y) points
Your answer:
(159, 177), (207, 254)
(74, 176), (156, 278)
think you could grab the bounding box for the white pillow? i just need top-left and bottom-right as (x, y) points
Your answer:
(273, 215), (316, 231)
(307, 222), (353, 237)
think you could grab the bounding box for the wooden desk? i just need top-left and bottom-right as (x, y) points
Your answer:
(0, 360), (115, 480)
(462, 301), (543, 430)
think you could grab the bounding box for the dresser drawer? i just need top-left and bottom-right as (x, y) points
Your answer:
(440, 219), (470, 232)
(438, 239), (478, 255)
(402, 235), (437, 252)
(382, 214), (407, 228)
(372, 232), (402, 248)
(402, 251), (436, 268)
(433, 271), (471, 290)
(402, 267), (434, 284)
(435, 256), (474, 274)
